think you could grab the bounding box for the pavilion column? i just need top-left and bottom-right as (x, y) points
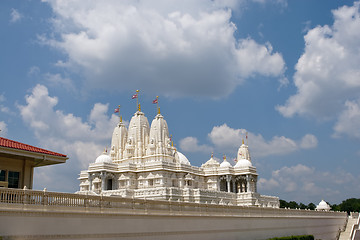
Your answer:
(179, 178), (183, 188)
(101, 172), (106, 191)
(246, 175), (251, 193)
(88, 173), (93, 191)
(226, 175), (231, 193)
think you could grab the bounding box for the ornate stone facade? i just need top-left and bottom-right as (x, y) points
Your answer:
(77, 109), (279, 208)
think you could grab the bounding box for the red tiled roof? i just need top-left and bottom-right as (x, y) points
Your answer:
(0, 137), (67, 158)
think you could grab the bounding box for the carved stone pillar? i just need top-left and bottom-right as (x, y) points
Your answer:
(101, 172), (106, 191)
(226, 175), (231, 193)
(246, 175), (251, 193)
(88, 173), (93, 191)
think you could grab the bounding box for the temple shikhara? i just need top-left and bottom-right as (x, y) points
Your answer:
(78, 97), (279, 208)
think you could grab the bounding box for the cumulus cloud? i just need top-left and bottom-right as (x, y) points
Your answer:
(0, 121), (8, 137)
(42, 0), (285, 98)
(333, 100), (360, 139)
(258, 164), (359, 203)
(18, 84), (119, 191)
(300, 134), (318, 149)
(43, 73), (76, 93)
(179, 136), (213, 153)
(208, 124), (317, 157)
(277, 1), (360, 130)
(10, 9), (22, 23)
(0, 94), (11, 115)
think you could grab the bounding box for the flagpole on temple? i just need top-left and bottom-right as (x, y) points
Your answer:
(136, 90), (140, 111)
(118, 105), (122, 122)
(156, 96), (159, 114)
(152, 96), (160, 114)
(114, 105), (122, 123)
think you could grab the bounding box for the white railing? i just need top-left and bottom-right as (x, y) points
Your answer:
(0, 188), (347, 219)
(350, 213), (360, 240)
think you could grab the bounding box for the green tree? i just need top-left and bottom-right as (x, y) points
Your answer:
(307, 203), (316, 210)
(299, 203), (307, 209)
(335, 198), (360, 214)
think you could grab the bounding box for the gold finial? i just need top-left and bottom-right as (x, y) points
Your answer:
(118, 105), (122, 123)
(211, 152), (214, 158)
(153, 96), (160, 114)
(170, 134), (173, 147)
(133, 90), (140, 112)
(242, 139), (244, 145)
(157, 96), (160, 114)
(223, 154), (226, 160)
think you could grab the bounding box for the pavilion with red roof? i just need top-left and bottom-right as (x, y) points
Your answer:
(0, 137), (68, 189)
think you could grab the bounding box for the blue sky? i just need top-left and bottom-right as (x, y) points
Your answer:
(1, 0), (360, 204)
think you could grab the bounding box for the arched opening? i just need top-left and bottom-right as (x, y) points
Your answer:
(235, 177), (247, 193)
(107, 178), (113, 190)
(220, 179), (227, 192)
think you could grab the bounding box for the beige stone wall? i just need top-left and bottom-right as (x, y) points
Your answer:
(0, 156), (34, 189)
(0, 188), (347, 240)
(0, 205), (346, 240)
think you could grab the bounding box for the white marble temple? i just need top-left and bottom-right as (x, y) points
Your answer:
(77, 108), (279, 208)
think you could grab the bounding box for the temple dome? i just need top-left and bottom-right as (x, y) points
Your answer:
(316, 200), (330, 211)
(220, 158), (232, 168)
(234, 158), (252, 168)
(111, 121), (128, 159)
(175, 151), (191, 165)
(148, 113), (171, 155)
(126, 111), (150, 157)
(237, 141), (251, 162)
(202, 154), (220, 168)
(95, 151), (112, 164)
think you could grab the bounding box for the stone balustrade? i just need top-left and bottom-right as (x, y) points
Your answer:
(0, 188), (346, 219)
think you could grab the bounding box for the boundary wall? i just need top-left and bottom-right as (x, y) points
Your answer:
(0, 188), (347, 240)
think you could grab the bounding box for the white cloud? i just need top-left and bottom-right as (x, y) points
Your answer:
(333, 100), (360, 139)
(42, 0), (285, 98)
(10, 9), (22, 23)
(258, 164), (360, 203)
(0, 121), (8, 137)
(18, 84), (119, 191)
(277, 1), (360, 125)
(251, 0), (287, 6)
(179, 136), (213, 153)
(44, 73), (76, 93)
(207, 124), (317, 158)
(0, 94), (11, 114)
(300, 134), (318, 149)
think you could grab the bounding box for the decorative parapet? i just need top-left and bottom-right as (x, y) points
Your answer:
(0, 188), (346, 219)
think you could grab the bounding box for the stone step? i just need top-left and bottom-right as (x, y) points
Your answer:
(339, 218), (358, 240)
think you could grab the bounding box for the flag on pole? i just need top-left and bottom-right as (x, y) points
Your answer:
(114, 108), (119, 113)
(132, 94), (138, 99)
(152, 98), (158, 104)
